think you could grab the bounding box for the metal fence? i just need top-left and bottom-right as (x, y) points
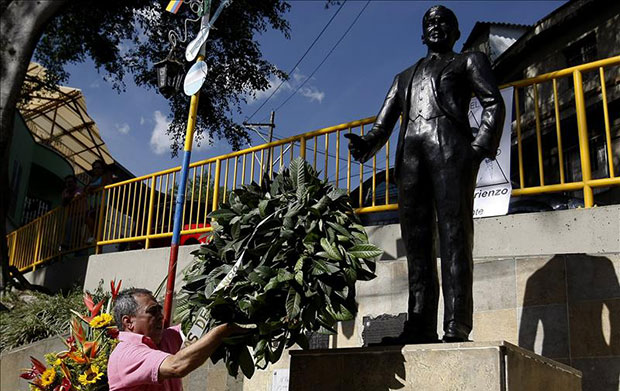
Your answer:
(7, 190), (104, 271)
(7, 56), (620, 272)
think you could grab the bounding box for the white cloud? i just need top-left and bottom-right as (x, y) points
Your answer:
(150, 111), (171, 154)
(248, 69), (325, 105)
(250, 75), (291, 103)
(115, 122), (130, 134)
(299, 86), (325, 103)
(89, 80), (100, 89)
(150, 111), (212, 155)
(140, 116), (145, 125)
(292, 72), (305, 83)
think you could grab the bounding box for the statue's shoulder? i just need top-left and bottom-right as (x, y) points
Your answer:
(396, 59), (423, 79)
(459, 50), (492, 67)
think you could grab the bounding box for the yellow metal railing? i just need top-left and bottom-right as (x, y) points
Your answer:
(505, 56), (620, 204)
(7, 190), (105, 271)
(7, 56), (620, 272)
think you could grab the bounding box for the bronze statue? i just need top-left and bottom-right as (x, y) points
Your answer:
(345, 5), (505, 343)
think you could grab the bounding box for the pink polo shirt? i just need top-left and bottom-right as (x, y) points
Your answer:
(108, 326), (183, 391)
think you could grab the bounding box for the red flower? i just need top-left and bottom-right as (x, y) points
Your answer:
(83, 341), (99, 359)
(71, 318), (86, 344)
(20, 356), (47, 379)
(19, 370), (37, 380)
(53, 377), (72, 391)
(107, 327), (120, 339)
(110, 279), (122, 301)
(65, 336), (76, 347)
(30, 356), (47, 373)
(83, 293), (104, 321)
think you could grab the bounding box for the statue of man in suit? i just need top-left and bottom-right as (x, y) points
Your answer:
(345, 5), (505, 343)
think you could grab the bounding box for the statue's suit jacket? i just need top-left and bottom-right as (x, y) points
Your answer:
(360, 51), (505, 181)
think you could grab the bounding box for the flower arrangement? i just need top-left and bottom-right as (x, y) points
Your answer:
(178, 158), (381, 378)
(20, 280), (122, 391)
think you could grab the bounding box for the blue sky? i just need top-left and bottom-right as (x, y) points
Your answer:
(64, 0), (567, 177)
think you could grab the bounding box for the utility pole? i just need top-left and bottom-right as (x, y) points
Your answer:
(243, 110), (276, 174)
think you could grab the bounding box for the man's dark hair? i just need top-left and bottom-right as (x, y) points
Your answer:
(92, 159), (106, 169)
(113, 288), (154, 330)
(423, 5), (459, 31)
(64, 174), (77, 181)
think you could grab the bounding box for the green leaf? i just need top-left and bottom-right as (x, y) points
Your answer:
(347, 244), (383, 259)
(327, 188), (347, 201)
(277, 269), (294, 282)
(294, 257), (304, 272)
(329, 302), (355, 321)
(296, 158), (306, 201)
(264, 277), (280, 291)
(326, 221), (352, 238)
(286, 287), (301, 319)
(320, 238), (342, 261)
(295, 270), (303, 286)
(238, 345), (255, 379)
(208, 208), (237, 221)
(258, 199), (269, 217)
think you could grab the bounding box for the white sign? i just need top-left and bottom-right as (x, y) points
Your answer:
(186, 25), (211, 62)
(470, 88), (514, 218)
(184, 307), (210, 346)
(184, 60), (208, 96)
(272, 369), (290, 391)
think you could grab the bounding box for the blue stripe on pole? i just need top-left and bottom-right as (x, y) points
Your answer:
(171, 151), (193, 245)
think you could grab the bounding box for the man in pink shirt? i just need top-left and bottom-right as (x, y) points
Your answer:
(108, 288), (241, 390)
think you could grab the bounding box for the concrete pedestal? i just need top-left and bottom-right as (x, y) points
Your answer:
(289, 341), (582, 391)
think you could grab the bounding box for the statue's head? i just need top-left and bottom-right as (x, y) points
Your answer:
(422, 5), (460, 52)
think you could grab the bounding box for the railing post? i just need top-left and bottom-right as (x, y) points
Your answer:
(33, 219), (43, 264)
(95, 189), (106, 254)
(300, 137), (306, 160)
(212, 159), (221, 212)
(9, 232), (17, 267)
(145, 175), (157, 249)
(573, 70), (593, 207)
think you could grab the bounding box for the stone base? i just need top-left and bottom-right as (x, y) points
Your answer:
(289, 341), (582, 391)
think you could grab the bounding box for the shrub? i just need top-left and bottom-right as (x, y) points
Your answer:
(0, 289), (83, 352)
(178, 158), (382, 378)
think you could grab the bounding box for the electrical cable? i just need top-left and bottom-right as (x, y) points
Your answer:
(273, 0), (371, 113)
(245, 0), (348, 123)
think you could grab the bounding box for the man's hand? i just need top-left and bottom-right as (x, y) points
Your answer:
(343, 133), (368, 162)
(159, 322), (251, 380)
(471, 144), (487, 164)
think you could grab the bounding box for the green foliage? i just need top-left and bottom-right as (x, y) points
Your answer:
(31, 0), (291, 154)
(177, 158), (381, 378)
(0, 282), (111, 353)
(0, 289), (83, 352)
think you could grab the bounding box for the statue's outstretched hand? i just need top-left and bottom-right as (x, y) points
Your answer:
(343, 133), (368, 162)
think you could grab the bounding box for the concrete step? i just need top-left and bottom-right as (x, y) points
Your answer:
(289, 340), (582, 391)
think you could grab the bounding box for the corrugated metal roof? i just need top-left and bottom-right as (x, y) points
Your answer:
(17, 63), (115, 175)
(462, 21), (531, 51)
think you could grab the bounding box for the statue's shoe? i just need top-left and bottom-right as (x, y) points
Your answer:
(442, 322), (470, 343)
(442, 334), (470, 343)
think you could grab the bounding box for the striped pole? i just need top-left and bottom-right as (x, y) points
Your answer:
(162, 11), (210, 328)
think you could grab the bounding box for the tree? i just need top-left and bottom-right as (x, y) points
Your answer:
(0, 0), (291, 289)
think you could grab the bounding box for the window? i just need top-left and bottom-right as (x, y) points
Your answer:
(563, 32), (597, 67)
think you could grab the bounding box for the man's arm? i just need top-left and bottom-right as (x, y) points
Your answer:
(158, 323), (238, 379)
(352, 75), (401, 163)
(466, 52), (505, 159)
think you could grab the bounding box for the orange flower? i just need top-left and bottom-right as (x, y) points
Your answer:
(83, 341), (99, 359)
(67, 351), (88, 364)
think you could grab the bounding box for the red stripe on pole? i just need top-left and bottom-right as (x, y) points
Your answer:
(163, 243), (180, 328)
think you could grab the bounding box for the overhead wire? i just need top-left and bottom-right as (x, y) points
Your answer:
(244, 0), (348, 123)
(244, 0), (375, 177)
(273, 0), (371, 113)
